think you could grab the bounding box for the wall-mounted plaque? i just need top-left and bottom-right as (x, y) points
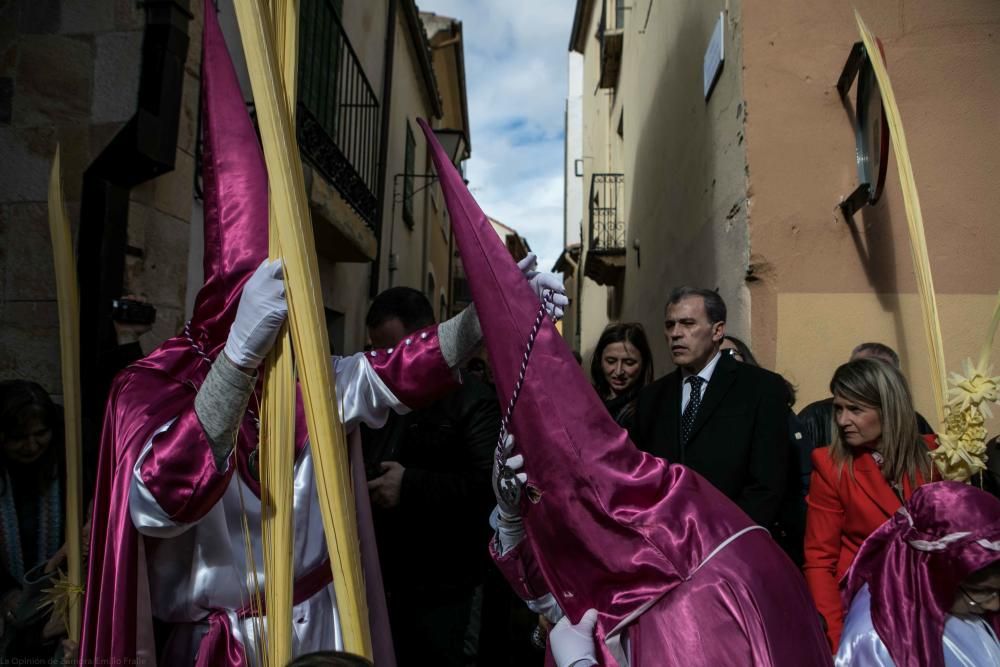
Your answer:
(837, 40), (890, 217)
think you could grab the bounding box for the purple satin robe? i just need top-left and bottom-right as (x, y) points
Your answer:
(78, 3), (460, 664)
(419, 119), (832, 666)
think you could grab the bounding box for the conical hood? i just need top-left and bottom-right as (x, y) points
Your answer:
(417, 120), (753, 632)
(189, 3), (268, 350)
(134, 4), (267, 388)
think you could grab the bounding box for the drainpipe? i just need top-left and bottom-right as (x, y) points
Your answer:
(77, 0), (192, 427)
(370, 0), (398, 298)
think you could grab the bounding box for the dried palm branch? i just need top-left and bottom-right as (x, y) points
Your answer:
(232, 0), (371, 658)
(47, 146), (84, 641)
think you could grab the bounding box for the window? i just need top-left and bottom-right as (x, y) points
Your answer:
(299, 0), (344, 134)
(615, 0), (625, 30)
(403, 122), (416, 229)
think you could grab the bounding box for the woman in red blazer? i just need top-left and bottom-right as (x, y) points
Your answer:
(804, 358), (937, 652)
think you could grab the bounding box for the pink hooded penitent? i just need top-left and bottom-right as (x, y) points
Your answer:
(78, 6), (398, 664)
(843, 481), (1000, 667)
(418, 118), (833, 666)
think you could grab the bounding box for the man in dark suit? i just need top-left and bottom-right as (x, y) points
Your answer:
(633, 287), (793, 529)
(363, 287), (499, 667)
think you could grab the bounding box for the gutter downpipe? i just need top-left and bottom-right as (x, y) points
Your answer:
(370, 0), (398, 298)
(77, 0), (192, 431)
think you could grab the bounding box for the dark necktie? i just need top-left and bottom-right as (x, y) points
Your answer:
(681, 376), (705, 444)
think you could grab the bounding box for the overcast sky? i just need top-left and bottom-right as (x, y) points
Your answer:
(419, 0), (575, 271)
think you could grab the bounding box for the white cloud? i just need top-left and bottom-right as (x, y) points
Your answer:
(419, 0), (576, 271)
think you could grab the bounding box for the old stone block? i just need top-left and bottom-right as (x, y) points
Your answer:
(92, 31), (142, 124)
(60, 0), (115, 35)
(185, 0), (204, 77)
(4, 202), (56, 301)
(140, 303), (183, 353)
(115, 0), (144, 31)
(130, 178), (156, 206)
(0, 77), (10, 124)
(0, 205), (8, 298)
(176, 71), (199, 156)
(0, 125), (56, 201)
(151, 149), (195, 221)
(14, 35), (92, 126)
(54, 123), (91, 201)
(129, 209), (189, 310)
(0, 301), (61, 394)
(17, 0), (60, 35)
(0, 44), (16, 78)
(126, 200), (150, 250)
(0, 3), (17, 59)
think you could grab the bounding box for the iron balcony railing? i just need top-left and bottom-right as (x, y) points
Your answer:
(589, 173), (625, 251)
(297, 0), (381, 228)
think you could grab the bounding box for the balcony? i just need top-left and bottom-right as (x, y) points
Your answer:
(297, 0), (381, 235)
(584, 173), (626, 286)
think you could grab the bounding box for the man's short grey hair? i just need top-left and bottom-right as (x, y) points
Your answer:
(851, 342), (900, 369)
(665, 287), (727, 324)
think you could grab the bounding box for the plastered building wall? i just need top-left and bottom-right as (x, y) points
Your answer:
(575, 0), (751, 375)
(742, 0), (1000, 430)
(376, 13), (437, 298)
(564, 52), (583, 250)
(575, 2), (613, 368)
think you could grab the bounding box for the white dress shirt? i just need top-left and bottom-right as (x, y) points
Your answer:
(680, 350), (722, 412)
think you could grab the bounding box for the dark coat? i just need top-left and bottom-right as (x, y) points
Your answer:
(632, 351), (794, 529)
(362, 371), (499, 595)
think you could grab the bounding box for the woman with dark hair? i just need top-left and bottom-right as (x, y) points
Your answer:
(0, 380), (67, 659)
(590, 323), (654, 428)
(720, 334), (759, 367)
(836, 482), (1000, 665)
(805, 358), (938, 652)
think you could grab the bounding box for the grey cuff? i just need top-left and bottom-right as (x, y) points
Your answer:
(493, 506), (526, 556)
(438, 303), (482, 369)
(194, 353), (257, 469)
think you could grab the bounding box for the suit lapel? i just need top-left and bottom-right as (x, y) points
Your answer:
(853, 453), (902, 518)
(685, 353), (736, 446)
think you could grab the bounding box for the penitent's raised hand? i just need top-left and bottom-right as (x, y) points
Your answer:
(493, 433), (527, 519)
(223, 259), (288, 370)
(517, 253), (570, 321)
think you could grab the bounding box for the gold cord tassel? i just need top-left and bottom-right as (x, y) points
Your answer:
(233, 0), (372, 658)
(47, 146), (84, 641)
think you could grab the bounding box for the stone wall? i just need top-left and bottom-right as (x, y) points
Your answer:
(0, 0), (144, 399)
(0, 0), (200, 400)
(126, 0), (201, 350)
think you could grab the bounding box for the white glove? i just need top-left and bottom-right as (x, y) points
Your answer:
(493, 433), (527, 519)
(550, 608), (599, 667)
(223, 259), (287, 369)
(518, 253), (570, 321)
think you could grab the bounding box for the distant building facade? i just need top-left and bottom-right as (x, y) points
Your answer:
(563, 0), (1000, 430)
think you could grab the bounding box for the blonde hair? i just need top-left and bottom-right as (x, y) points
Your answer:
(829, 358), (932, 488)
